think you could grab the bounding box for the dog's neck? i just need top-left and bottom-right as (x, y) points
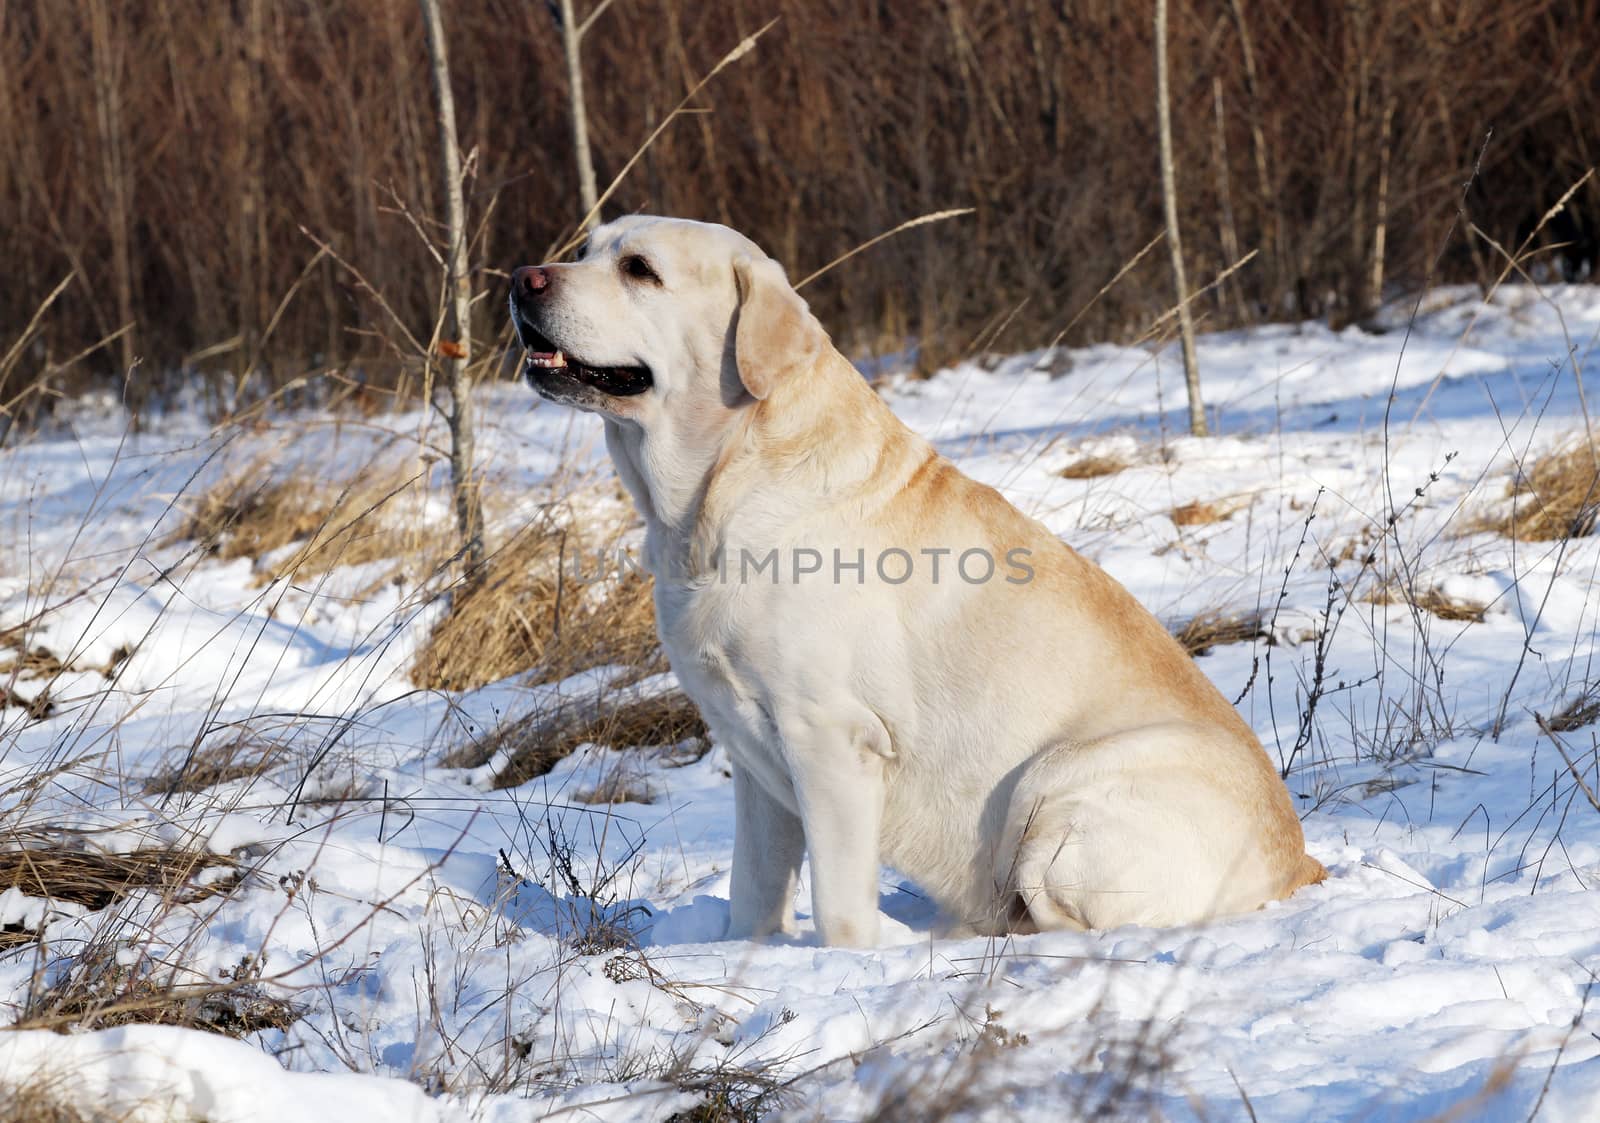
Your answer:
(604, 349), (909, 583)
(602, 415), (723, 578)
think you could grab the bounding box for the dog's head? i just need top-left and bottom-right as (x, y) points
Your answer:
(508, 216), (825, 427)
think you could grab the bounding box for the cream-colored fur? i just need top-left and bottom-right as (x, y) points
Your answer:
(510, 215), (1325, 946)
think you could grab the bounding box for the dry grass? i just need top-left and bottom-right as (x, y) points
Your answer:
(18, 944), (304, 1037)
(1473, 439), (1600, 541)
(168, 457), (444, 586)
(413, 528), (661, 693)
(490, 690), (704, 790)
(0, 640), (67, 678)
(1367, 585), (1488, 624)
(141, 733), (287, 796)
(0, 684), (55, 721)
(1059, 454), (1131, 480)
(0, 1075), (100, 1123)
(1169, 498), (1246, 527)
(8, 0), (1594, 404)
(1, 629), (64, 720)
(1547, 684), (1600, 733)
(0, 844), (238, 915)
(0, 839), (298, 1038)
(449, 688), (707, 790)
(573, 759), (658, 807)
(0, 840), (241, 955)
(169, 461), (332, 562)
(1, 1071), (196, 1123)
(1171, 610), (1267, 656)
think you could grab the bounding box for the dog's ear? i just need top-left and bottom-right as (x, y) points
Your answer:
(732, 254), (825, 401)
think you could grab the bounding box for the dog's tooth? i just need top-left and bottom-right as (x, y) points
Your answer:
(552, 350), (566, 368)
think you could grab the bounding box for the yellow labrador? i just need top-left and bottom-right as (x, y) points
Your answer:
(509, 216), (1324, 946)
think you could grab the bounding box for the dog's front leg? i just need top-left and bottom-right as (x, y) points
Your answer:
(727, 763), (804, 940)
(786, 723), (887, 947)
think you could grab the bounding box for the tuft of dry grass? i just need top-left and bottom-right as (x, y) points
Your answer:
(0, 641), (68, 679)
(449, 687), (707, 790)
(0, 1075), (99, 1123)
(1059, 454), (1131, 480)
(0, 1072), (199, 1123)
(573, 760), (658, 807)
(0, 844), (238, 914)
(1, 630), (65, 721)
(168, 456), (445, 585)
(490, 690), (705, 790)
(1547, 684), (1600, 733)
(414, 528), (661, 693)
(18, 944), (304, 1037)
(142, 733), (287, 796)
(169, 461), (332, 563)
(1367, 585), (1488, 623)
(1171, 610), (1267, 656)
(0, 684), (55, 721)
(1169, 497), (1247, 527)
(0, 840), (242, 955)
(1473, 439), (1600, 541)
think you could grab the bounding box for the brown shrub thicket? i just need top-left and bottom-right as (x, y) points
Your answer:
(1, 0), (1597, 415)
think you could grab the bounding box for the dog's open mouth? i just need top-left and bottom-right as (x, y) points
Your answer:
(514, 318), (652, 397)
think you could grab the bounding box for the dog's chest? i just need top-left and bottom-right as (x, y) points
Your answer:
(655, 578), (789, 776)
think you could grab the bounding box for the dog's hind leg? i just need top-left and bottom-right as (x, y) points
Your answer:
(999, 726), (1295, 931)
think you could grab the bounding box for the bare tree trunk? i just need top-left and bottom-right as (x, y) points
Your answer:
(1211, 76), (1248, 324)
(1226, 0), (1277, 304)
(87, 0), (137, 399)
(418, 0), (485, 580)
(559, 0), (600, 229)
(231, 0), (266, 382)
(1155, 0), (1206, 437)
(1367, 94), (1397, 319)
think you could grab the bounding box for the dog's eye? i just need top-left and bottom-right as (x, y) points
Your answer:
(621, 255), (660, 284)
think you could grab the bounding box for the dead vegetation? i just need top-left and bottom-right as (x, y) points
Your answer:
(0, 684), (55, 721)
(413, 528), (660, 693)
(0, 834), (298, 1037)
(18, 944), (304, 1037)
(171, 465), (333, 563)
(141, 733), (288, 796)
(168, 455), (443, 586)
(1, 634), (134, 722)
(0, 1074), (99, 1123)
(1472, 439), (1600, 541)
(1170, 497), (1252, 527)
(849, 1000), (1179, 1123)
(0, 843), (238, 914)
(452, 687), (707, 790)
(6, 0), (1598, 403)
(573, 759), (658, 807)
(0, 839), (241, 955)
(1059, 453), (1131, 480)
(1546, 684), (1600, 733)
(1167, 500), (1224, 528)
(1366, 585), (1489, 624)
(1171, 610), (1267, 656)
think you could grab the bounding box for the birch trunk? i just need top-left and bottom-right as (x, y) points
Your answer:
(88, 0), (136, 394)
(1368, 96), (1397, 319)
(559, 0), (600, 230)
(418, 0), (485, 579)
(1155, 0), (1207, 437)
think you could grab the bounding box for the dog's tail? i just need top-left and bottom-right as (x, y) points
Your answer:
(1292, 852), (1329, 891)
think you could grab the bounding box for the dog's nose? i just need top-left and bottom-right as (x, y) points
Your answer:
(511, 265), (552, 303)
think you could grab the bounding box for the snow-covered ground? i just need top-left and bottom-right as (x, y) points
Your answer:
(2, 285), (1599, 1120)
